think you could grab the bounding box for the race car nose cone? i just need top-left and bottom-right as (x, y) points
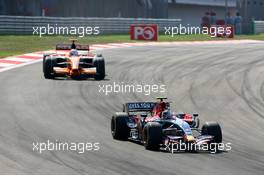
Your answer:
(70, 69), (80, 77)
(70, 57), (80, 70)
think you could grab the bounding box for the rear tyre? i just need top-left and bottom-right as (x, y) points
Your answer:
(143, 122), (162, 150)
(44, 57), (55, 79)
(93, 56), (105, 80)
(111, 112), (129, 140)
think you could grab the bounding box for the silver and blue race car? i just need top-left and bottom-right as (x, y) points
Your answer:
(111, 98), (222, 152)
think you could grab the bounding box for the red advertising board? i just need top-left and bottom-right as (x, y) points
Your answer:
(130, 24), (158, 41)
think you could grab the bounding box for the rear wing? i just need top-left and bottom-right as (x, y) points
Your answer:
(123, 101), (171, 113)
(123, 102), (163, 113)
(56, 44), (90, 51)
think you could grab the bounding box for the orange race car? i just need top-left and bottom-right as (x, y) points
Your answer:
(43, 40), (105, 80)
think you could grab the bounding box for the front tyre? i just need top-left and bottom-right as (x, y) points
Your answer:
(202, 122), (222, 143)
(143, 122), (162, 150)
(44, 57), (55, 79)
(93, 56), (105, 80)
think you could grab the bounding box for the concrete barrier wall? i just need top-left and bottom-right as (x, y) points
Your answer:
(0, 15), (181, 34)
(254, 21), (264, 34)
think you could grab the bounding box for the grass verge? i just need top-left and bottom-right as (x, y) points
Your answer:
(0, 33), (263, 58)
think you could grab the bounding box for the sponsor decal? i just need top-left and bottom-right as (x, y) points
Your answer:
(127, 102), (156, 110)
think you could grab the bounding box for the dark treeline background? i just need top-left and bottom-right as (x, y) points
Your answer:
(0, 0), (168, 18)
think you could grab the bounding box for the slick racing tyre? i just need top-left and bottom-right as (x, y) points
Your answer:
(143, 122), (162, 150)
(111, 112), (129, 140)
(44, 56), (56, 79)
(202, 122), (222, 143)
(93, 56), (105, 80)
(43, 54), (49, 73)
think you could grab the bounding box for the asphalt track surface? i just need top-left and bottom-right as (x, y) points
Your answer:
(0, 43), (264, 175)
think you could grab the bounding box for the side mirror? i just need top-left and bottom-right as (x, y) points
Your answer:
(193, 113), (199, 117)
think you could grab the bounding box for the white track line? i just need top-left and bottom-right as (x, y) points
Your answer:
(23, 53), (43, 57)
(0, 59), (42, 73)
(0, 63), (16, 67)
(5, 57), (35, 62)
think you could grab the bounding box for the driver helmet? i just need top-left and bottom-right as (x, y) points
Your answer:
(70, 49), (78, 56)
(162, 110), (172, 119)
(177, 112), (185, 119)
